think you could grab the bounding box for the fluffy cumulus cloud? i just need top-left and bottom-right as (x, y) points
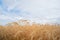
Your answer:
(0, 0), (60, 25)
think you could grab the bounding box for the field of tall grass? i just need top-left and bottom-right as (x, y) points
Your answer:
(0, 20), (60, 40)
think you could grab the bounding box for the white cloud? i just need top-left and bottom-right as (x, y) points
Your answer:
(0, 14), (22, 21)
(17, 0), (60, 17)
(2, 0), (60, 17)
(0, 0), (60, 25)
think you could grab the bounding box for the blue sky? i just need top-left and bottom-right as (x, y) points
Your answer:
(0, 0), (60, 25)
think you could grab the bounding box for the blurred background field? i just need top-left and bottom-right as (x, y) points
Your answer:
(0, 20), (60, 40)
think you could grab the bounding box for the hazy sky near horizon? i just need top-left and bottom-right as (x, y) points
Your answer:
(0, 0), (60, 25)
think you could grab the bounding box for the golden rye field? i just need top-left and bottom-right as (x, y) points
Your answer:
(0, 20), (60, 40)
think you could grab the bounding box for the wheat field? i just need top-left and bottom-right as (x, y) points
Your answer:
(0, 20), (60, 40)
